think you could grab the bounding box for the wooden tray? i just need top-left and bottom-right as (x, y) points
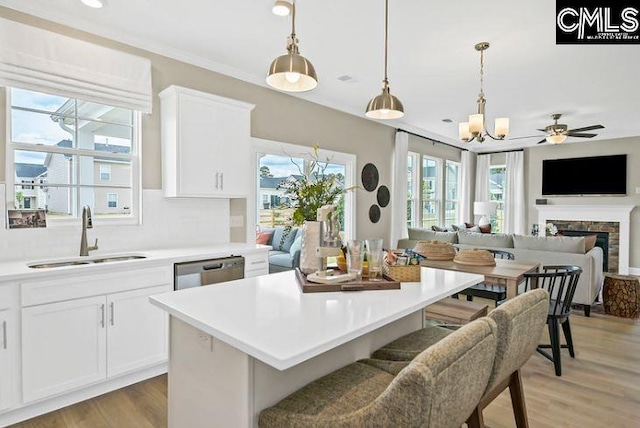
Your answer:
(295, 268), (401, 293)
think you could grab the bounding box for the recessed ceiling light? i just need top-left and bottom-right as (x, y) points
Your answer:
(81, 0), (105, 9)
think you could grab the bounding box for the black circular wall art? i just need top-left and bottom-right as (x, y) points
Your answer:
(369, 204), (381, 223)
(377, 185), (390, 207)
(361, 163), (379, 192)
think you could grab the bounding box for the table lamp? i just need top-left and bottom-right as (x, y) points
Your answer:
(474, 201), (498, 227)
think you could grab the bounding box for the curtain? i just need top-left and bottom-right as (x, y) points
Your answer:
(0, 17), (152, 112)
(459, 151), (475, 223)
(390, 131), (409, 247)
(504, 151), (526, 234)
(475, 154), (491, 202)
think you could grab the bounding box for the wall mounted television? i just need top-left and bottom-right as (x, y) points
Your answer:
(542, 154), (627, 196)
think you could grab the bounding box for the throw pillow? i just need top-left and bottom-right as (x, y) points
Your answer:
(255, 231), (273, 245)
(478, 223), (491, 233)
(584, 234), (597, 252)
(431, 225), (449, 232)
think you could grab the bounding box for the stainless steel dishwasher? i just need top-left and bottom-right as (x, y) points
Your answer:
(174, 256), (245, 290)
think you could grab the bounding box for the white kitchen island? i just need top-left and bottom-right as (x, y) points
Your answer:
(149, 267), (483, 428)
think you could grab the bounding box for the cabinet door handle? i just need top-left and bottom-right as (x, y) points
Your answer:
(2, 320), (6, 350)
(100, 304), (105, 328)
(215, 172), (219, 189)
(220, 172), (223, 190)
(110, 302), (115, 326)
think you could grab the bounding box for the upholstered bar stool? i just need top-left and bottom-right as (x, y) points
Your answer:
(259, 318), (498, 428)
(366, 289), (550, 428)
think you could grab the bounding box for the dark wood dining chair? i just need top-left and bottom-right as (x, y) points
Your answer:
(455, 249), (515, 305)
(522, 265), (582, 376)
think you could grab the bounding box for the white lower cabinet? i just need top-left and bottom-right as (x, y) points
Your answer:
(244, 251), (269, 278)
(106, 285), (169, 377)
(22, 284), (170, 403)
(0, 308), (17, 412)
(22, 296), (107, 403)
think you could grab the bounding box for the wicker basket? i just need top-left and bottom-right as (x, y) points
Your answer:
(413, 240), (456, 261)
(384, 263), (421, 282)
(453, 248), (496, 266)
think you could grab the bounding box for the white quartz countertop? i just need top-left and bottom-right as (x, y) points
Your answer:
(0, 243), (269, 282)
(149, 268), (484, 370)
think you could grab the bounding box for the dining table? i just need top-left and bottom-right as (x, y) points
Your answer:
(419, 258), (541, 299)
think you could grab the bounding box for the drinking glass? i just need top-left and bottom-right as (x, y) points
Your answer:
(366, 239), (384, 282)
(346, 240), (364, 280)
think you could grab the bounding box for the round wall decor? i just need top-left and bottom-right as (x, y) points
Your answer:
(369, 204), (381, 223)
(377, 185), (390, 207)
(361, 163), (379, 192)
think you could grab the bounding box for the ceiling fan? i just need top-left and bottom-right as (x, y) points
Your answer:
(511, 113), (604, 145)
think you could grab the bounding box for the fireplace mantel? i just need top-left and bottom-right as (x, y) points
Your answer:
(536, 205), (635, 275)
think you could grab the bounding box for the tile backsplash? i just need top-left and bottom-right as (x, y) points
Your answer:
(0, 185), (230, 262)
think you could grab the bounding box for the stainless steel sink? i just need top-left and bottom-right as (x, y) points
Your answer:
(28, 255), (147, 269)
(29, 260), (93, 269)
(91, 255), (147, 263)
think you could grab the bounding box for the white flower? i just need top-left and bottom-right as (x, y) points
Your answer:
(546, 223), (558, 236)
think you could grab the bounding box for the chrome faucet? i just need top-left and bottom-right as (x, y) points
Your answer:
(80, 206), (98, 256)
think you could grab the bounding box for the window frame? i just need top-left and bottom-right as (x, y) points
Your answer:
(107, 193), (118, 208)
(407, 151), (462, 228)
(251, 138), (357, 243)
(5, 88), (142, 226)
(444, 160), (461, 226)
(100, 165), (112, 182)
(489, 164), (506, 233)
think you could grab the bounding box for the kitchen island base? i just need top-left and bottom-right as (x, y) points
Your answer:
(168, 312), (422, 428)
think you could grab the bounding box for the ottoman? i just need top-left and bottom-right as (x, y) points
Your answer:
(603, 273), (640, 318)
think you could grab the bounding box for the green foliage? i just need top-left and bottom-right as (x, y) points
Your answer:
(15, 191), (24, 208)
(277, 144), (351, 226)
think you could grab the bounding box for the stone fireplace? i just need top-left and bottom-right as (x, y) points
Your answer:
(536, 205), (634, 275)
(551, 221), (616, 273)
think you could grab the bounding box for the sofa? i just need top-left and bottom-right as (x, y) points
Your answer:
(258, 226), (302, 273)
(398, 228), (604, 316)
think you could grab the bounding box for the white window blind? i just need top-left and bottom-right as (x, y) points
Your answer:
(0, 17), (152, 113)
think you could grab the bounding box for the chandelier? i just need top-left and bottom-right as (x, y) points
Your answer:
(459, 42), (508, 143)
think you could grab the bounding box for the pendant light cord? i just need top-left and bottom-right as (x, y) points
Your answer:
(383, 0), (389, 84)
(291, 0), (296, 38)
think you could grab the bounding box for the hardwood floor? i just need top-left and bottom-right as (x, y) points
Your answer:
(9, 376), (167, 428)
(9, 311), (640, 428)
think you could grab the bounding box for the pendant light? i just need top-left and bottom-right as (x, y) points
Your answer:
(366, 0), (404, 119)
(267, 0), (318, 92)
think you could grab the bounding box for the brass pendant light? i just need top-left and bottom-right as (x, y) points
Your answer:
(267, 0), (318, 92)
(366, 0), (404, 119)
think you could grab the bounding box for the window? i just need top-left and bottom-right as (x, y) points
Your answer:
(407, 152), (461, 228)
(7, 88), (139, 222)
(444, 161), (460, 226)
(253, 140), (356, 241)
(107, 193), (118, 208)
(489, 166), (506, 232)
(100, 165), (111, 181)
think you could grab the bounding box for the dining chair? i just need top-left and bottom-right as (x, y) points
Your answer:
(454, 249), (515, 305)
(522, 265), (582, 376)
(259, 318), (498, 428)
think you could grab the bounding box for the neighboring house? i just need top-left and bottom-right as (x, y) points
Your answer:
(259, 175), (302, 209)
(15, 139), (132, 216)
(14, 163), (47, 209)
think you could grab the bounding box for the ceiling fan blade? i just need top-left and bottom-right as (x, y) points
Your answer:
(536, 129), (547, 132)
(536, 139), (548, 145)
(567, 125), (604, 133)
(567, 132), (597, 138)
(509, 135), (544, 140)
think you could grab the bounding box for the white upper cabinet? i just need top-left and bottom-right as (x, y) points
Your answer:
(160, 86), (255, 198)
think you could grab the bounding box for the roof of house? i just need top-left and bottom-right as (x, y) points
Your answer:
(56, 139), (131, 154)
(15, 163), (47, 179)
(260, 174), (304, 190)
